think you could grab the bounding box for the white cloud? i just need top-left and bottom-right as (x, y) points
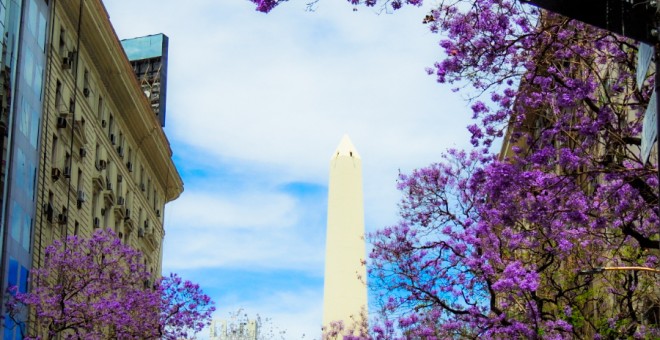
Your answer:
(207, 287), (324, 340)
(105, 1), (475, 338)
(163, 227), (325, 272)
(162, 184), (326, 273)
(108, 0), (470, 182)
(167, 191), (298, 230)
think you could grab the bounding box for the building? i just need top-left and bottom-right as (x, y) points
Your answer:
(0, 0), (183, 338)
(0, 2), (51, 338)
(210, 318), (259, 340)
(121, 33), (169, 127)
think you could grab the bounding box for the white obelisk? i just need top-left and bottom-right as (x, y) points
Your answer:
(322, 134), (368, 336)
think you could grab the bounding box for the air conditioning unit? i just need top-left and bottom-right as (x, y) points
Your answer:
(117, 146), (124, 157)
(117, 174), (123, 183)
(51, 167), (62, 181)
(117, 197), (125, 205)
(77, 190), (86, 203)
(62, 54), (73, 69)
(138, 227), (145, 238)
(57, 213), (67, 225)
(126, 162), (133, 172)
(106, 181), (113, 191)
(56, 116), (67, 128)
(93, 217), (100, 228)
(140, 183), (146, 192)
(79, 147), (87, 158)
(125, 209), (132, 220)
(63, 167), (71, 178)
(83, 88), (90, 97)
(99, 159), (107, 169)
(110, 134), (116, 145)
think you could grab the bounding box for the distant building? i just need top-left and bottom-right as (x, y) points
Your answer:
(120, 34), (169, 127)
(210, 319), (259, 340)
(0, 0), (183, 338)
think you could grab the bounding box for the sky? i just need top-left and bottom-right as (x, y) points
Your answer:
(104, 1), (473, 338)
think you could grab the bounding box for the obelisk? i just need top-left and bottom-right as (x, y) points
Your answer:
(322, 134), (368, 336)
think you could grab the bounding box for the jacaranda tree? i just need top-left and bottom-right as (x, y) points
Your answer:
(6, 229), (215, 340)
(252, 0), (659, 339)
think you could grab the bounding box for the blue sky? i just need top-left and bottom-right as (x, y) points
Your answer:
(104, 1), (472, 338)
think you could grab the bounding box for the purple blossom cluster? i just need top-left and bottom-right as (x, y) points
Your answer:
(249, 0), (283, 13)
(6, 229), (215, 339)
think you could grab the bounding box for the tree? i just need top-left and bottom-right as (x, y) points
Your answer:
(251, 0), (660, 338)
(5, 229), (215, 340)
(157, 273), (216, 339)
(367, 1), (660, 339)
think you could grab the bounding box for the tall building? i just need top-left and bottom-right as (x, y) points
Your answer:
(0, 2), (51, 339)
(121, 33), (169, 127)
(0, 1), (183, 338)
(322, 134), (368, 336)
(210, 318), (259, 340)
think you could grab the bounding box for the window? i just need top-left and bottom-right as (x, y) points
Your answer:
(97, 96), (104, 121)
(46, 191), (54, 223)
(118, 131), (124, 156)
(76, 168), (82, 193)
(83, 68), (90, 97)
(55, 80), (63, 112)
(103, 201), (110, 228)
(106, 160), (114, 191)
(64, 153), (71, 177)
(108, 114), (114, 137)
(92, 192), (99, 221)
(94, 143), (100, 167)
(51, 135), (58, 168)
(58, 26), (66, 55)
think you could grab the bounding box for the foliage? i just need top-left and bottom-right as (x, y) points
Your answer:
(5, 229), (214, 340)
(250, 0), (660, 338)
(366, 0), (660, 339)
(156, 273), (216, 339)
(247, 0), (422, 13)
(322, 307), (378, 340)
